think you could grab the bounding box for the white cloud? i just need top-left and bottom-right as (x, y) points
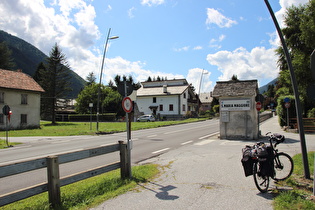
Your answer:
(275, 0), (309, 28)
(193, 46), (203, 50)
(173, 46), (190, 52)
(128, 7), (136, 18)
(206, 47), (278, 82)
(186, 68), (212, 93)
(0, 0), (100, 79)
(206, 8), (237, 28)
(141, 0), (165, 7)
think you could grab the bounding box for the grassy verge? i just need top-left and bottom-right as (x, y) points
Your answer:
(273, 151), (315, 210)
(0, 118), (208, 138)
(0, 139), (21, 149)
(1, 164), (160, 210)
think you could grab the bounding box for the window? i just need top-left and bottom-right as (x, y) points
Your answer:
(182, 104), (186, 112)
(153, 97), (156, 103)
(0, 114), (3, 124)
(21, 94), (28, 105)
(21, 114), (27, 124)
(0, 92), (4, 103)
(169, 104), (174, 111)
(183, 93), (186, 99)
(159, 104), (163, 111)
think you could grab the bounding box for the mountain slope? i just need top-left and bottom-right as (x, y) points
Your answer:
(0, 30), (85, 98)
(259, 78), (278, 94)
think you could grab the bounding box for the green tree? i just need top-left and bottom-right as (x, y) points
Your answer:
(40, 43), (72, 124)
(276, 1), (315, 116)
(75, 84), (124, 116)
(0, 41), (15, 69)
(86, 72), (96, 86)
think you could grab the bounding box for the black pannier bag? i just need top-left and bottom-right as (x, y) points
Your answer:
(241, 146), (254, 177)
(258, 146), (274, 177)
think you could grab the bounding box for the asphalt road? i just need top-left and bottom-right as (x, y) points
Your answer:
(0, 119), (219, 195)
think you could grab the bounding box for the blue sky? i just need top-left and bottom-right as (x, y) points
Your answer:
(0, 0), (309, 93)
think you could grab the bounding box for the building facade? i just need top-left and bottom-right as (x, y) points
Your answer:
(136, 79), (198, 120)
(212, 80), (259, 140)
(0, 69), (45, 130)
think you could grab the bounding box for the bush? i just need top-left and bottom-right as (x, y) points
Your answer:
(213, 105), (220, 113)
(307, 108), (315, 118)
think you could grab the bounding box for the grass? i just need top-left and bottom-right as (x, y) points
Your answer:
(273, 151), (315, 210)
(0, 118), (208, 138)
(1, 164), (160, 210)
(0, 139), (21, 149)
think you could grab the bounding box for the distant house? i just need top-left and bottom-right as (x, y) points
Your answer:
(136, 79), (198, 120)
(0, 69), (45, 130)
(199, 92), (213, 112)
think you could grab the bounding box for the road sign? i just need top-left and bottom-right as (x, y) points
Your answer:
(256, 101), (262, 111)
(285, 102), (290, 108)
(122, 97), (133, 113)
(117, 81), (133, 97)
(2, 105), (10, 115)
(284, 97), (290, 103)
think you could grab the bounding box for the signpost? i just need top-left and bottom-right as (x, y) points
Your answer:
(2, 105), (11, 147)
(122, 81), (133, 178)
(89, 103), (93, 130)
(256, 101), (262, 138)
(284, 98), (291, 127)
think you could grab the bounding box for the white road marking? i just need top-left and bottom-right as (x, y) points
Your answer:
(181, 140), (193, 145)
(152, 148), (170, 154)
(194, 140), (215, 146)
(147, 134), (157, 138)
(199, 132), (219, 140)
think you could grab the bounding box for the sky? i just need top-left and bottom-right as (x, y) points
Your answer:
(0, 0), (309, 94)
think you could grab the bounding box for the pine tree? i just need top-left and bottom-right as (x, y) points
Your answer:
(40, 43), (72, 124)
(0, 41), (15, 69)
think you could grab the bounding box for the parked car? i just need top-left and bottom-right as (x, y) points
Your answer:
(137, 115), (156, 122)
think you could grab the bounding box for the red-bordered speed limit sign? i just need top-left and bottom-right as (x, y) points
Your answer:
(122, 97), (133, 113)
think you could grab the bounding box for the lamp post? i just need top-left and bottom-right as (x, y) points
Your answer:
(96, 28), (119, 131)
(197, 69), (208, 117)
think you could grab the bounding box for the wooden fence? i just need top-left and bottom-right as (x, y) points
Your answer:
(0, 141), (130, 208)
(289, 118), (315, 133)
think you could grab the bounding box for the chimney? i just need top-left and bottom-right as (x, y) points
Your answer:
(163, 85), (167, 93)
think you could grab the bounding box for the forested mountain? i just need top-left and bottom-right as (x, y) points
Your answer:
(0, 30), (85, 98)
(259, 78), (277, 94)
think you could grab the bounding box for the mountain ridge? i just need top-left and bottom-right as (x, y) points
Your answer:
(0, 30), (85, 98)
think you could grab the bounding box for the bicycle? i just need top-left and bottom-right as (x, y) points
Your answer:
(241, 132), (294, 193)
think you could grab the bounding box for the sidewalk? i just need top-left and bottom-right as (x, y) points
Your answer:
(92, 116), (315, 210)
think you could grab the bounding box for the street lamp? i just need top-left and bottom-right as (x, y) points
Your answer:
(197, 69), (209, 117)
(96, 28), (119, 131)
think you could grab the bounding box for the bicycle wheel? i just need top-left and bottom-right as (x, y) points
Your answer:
(273, 152), (294, 181)
(253, 161), (270, 193)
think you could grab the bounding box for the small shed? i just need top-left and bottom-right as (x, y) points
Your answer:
(212, 80), (259, 140)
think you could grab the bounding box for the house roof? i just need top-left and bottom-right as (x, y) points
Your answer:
(0, 69), (45, 93)
(137, 85), (188, 96)
(199, 92), (213, 103)
(212, 80), (258, 97)
(137, 79), (191, 97)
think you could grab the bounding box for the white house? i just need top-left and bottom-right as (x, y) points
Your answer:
(0, 69), (45, 130)
(136, 79), (198, 120)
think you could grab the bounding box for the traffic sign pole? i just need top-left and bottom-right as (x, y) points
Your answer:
(256, 101), (262, 138)
(124, 81), (132, 179)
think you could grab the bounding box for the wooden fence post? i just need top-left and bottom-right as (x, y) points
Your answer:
(47, 156), (61, 208)
(119, 141), (128, 179)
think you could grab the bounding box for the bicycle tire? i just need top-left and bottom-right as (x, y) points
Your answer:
(253, 161), (270, 193)
(273, 152), (294, 181)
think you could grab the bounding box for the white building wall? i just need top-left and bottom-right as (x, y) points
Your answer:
(0, 89), (41, 130)
(137, 95), (181, 115)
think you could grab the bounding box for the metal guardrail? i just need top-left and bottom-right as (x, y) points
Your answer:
(0, 141), (129, 207)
